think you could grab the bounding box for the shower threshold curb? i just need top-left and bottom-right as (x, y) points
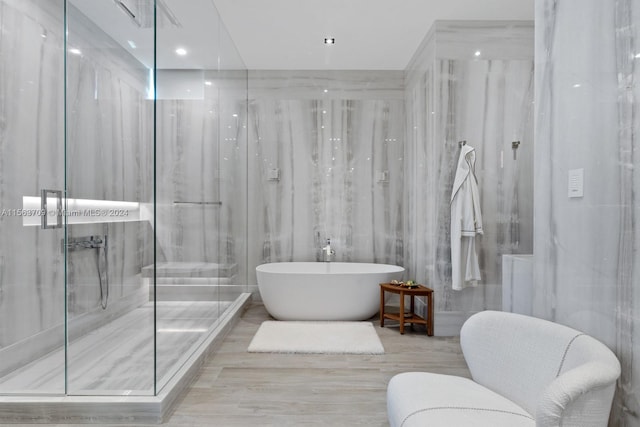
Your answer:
(0, 293), (252, 424)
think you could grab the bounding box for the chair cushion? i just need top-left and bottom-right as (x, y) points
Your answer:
(387, 372), (535, 427)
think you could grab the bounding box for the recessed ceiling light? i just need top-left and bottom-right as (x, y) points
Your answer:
(635, 53), (640, 58)
(474, 50), (481, 57)
(324, 38), (335, 45)
(205, 81), (212, 86)
(175, 47), (187, 56)
(69, 48), (82, 55)
(573, 83), (582, 88)
(323, 89), (328, 93)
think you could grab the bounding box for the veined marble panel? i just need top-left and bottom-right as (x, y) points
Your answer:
(247, 72), (404, 285)
(65, 1), (154, 350)
(0, 0), (65, 361)
(64, 0), (155, 359)
(249, 70), (404, 100)
(404, 21), (534, 332)
(155, 99), (221, 263)
(533, 0), (640, 423)
(153, 68), (248, 302)
(218, 70), (249, 289)
(433, 21), (535, 60)
(154, 92), (247, 272)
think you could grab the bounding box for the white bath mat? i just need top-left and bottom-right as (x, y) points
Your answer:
(247, 321), (385, 354)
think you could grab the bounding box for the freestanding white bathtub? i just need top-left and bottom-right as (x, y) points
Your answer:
(256, 262), (405, 321)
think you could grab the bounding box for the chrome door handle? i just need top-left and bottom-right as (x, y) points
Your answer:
(41, 189), (63, 229)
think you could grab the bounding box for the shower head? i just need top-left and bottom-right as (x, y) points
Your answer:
(113, 0), (182, 29)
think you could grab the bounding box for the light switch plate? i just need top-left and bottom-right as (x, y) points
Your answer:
(568, 168), (584, 198)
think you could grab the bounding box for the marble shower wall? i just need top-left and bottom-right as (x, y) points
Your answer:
(404, 22), (534, 334)
(154, 2), (248, 292)
(0, 0), (65, 367)
(533, 0), (640, 423)
(65, 3), (154, 319)
(0, 0), (154, 378)
(155, 97), (222, 264)
(247, 71), (404, 287)
(155, 70), (248, 287)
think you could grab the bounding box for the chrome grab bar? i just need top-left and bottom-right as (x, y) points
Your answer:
(172, 201), (222, 206)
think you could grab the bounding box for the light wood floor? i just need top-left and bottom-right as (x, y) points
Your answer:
(8, 302), (470, 427)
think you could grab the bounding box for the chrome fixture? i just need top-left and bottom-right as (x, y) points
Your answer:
(65, 235), (109, 310)
(66, 235), (106, 251)
(40, 189), (62, 229)
(114, 0), (136, 21)
(322, 238), (335, 262)
(173, 201), (222, 206)
(113, 0), (182, 29)
(512, 140), (521, 160)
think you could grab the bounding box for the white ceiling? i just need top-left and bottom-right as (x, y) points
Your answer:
(70, 0), (227, 70)
(211, 0), (535, 70)
(70, 0), (534, 71)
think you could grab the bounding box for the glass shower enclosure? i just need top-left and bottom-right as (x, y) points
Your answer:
(0, 0), (247, 406)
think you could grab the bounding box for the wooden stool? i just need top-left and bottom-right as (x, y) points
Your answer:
(379, 283), (434, 335)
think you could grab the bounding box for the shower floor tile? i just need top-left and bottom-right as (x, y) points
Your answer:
(0, 301), (231, 395)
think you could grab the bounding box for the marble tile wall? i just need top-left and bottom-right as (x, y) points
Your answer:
(247, 71), (405, 287)
(533, 0), (640, 423)
(65, 2), (154, 321)
(404, 21), (534, 334)
(0, 0), (66, 382)
(219, 72), (249, 289)
(154, 70), (248, 291)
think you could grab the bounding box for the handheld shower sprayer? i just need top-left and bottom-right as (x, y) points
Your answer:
(65, 235), (109, 310)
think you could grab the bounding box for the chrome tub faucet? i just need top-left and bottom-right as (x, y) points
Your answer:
(322, 238), (335, 262)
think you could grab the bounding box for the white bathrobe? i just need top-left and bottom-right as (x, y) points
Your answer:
(450, 145), (483, 290)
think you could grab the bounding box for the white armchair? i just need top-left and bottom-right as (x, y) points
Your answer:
(387, 310), (621, 427)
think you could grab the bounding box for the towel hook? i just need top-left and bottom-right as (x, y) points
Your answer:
(458, 140), (467, 148)
(512, 141), (521, 160)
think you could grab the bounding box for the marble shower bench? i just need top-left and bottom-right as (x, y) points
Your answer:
(142, 262), (239, 301)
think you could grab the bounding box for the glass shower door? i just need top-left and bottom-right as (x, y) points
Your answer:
(153, 1), (223, 391)
(64, 0), (156, 395)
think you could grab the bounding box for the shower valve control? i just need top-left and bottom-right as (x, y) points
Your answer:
(64, 235), (108, 252)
